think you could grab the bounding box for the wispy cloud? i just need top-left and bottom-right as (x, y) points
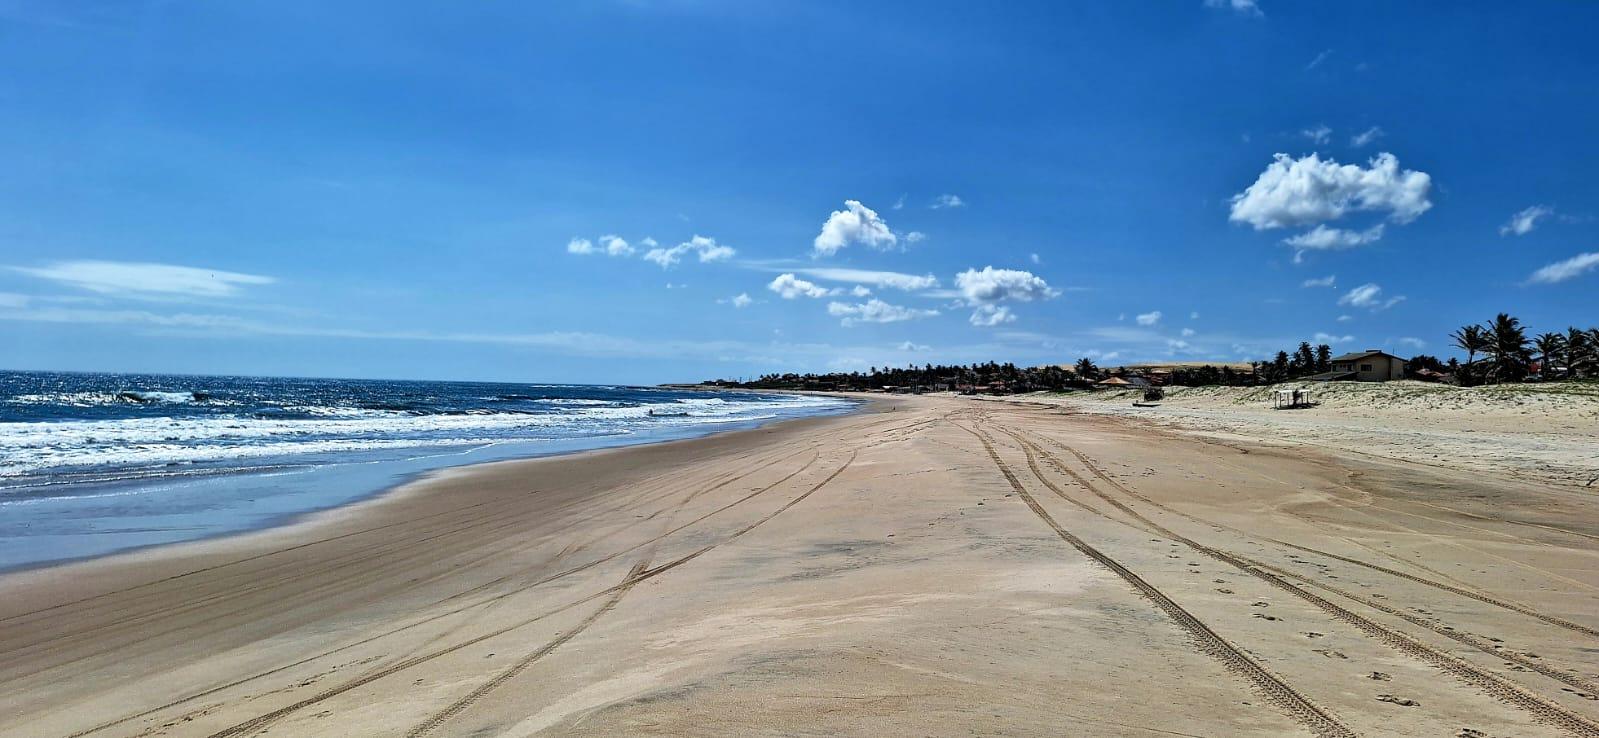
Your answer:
(1337, 282), (1405, 311)
(1204, 0), (1263, 17)
(1305, 49), (1332, 71)
(1350, 126), (1384, 148)
(826, 299), (938, 327)
(1525, 252), (1599, 284)
(1499, 205), (1554, 237)
(1135, 310), (1162, 326)
(10, 260), (275, 299)
(1300, 124), (1331, 145)
(930, 194), (965, 209)
(1301, 274), (1337, 288)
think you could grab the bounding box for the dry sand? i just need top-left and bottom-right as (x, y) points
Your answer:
(2, 394), (1597, 737)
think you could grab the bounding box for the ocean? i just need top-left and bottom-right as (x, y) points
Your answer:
(0, 371), (852, 571)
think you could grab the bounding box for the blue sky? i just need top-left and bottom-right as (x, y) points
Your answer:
(2, 1), (1595, 384)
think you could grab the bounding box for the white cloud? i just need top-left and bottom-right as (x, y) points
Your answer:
(644, 235), (736, 268)
(931, 194), (965, 209)
(827, 299), (938, 327)
(1313, 332), (1355, 344)
(898, 341), (930, 352)
(813, 200), (897, 256)
(1204, 0), (1262, 16)
(566, 237), (594, 255)
(1284, 223), (1385, 253)
(1029, 253), (1041, 264)
(767, 273), (837, 299)
(599, 234), (634, 257)
(904, 231), (927, 244)
(729, 293), (752, 308)
(1305, 49), (1332, 71)
(1135, 310), (1162, 326)
(1301, 274), (1337, 288)
(954, 267), (1059, 304)
(1350, 126), (1384, 148)
(851, 285), (872, 297)
(1301, 124), (1332, 145)
(1229, 153), (1433, 230)
(1336, 314), (1353, 322)
(791, 267), (939, 291)
(1189, 311), (1200, 320)
(969, 304), (1016, 327)
(892, 194), (906, 210)
(1525, 252), (1599, 284)
(1337, 282), (1405, 311)
(11, 260), (275, 299)
(1180, 327), (1196, 337)
(1500, 205), (1554, 237)
(1396, 336), (1426, 349)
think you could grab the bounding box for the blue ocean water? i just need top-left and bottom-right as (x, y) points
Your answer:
(0, 371), (852, 571)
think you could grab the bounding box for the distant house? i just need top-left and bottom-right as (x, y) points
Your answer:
(1312, 349), (1407, 382)
(1095, 375), (1152, 390)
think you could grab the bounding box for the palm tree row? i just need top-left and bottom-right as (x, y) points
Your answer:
(1451, 313), (1599, 384)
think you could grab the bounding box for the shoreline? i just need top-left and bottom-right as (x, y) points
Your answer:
(0, 395), (864, 582)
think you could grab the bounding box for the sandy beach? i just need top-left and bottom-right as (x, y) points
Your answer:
(3, 394), (1598, 737)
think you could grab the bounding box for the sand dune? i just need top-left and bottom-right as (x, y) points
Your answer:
(2, 396), (1597, 736)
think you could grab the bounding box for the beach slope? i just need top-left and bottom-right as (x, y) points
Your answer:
(2, 396), (1597, 736)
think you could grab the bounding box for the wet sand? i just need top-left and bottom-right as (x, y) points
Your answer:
(2, 396), (1597, 736)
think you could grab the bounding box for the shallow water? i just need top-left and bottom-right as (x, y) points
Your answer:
(0, 372), (852, 570)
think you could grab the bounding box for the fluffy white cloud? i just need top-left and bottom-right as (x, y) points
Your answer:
(1135, 310), (1162, 326)
(1500, 205), (1554, 237)
(1314, 332), (1355, 344)
(599, 234), (634, 257)
(814, 200), (897, 256)
(1526, 252), (1599, 284)
(1181, 328), (1196, 337)
(827, 299), (938, 327)
(566, 238), (594, 255)
(796, 268), (938, 291)
(1301, 274), (1337, 288)
(1204, 0), (1262, 16)
(1337, 282), (1405, 311)
(931, 194), (965, 209)
(729, 293), (752, 308)
(1351, 126), (1384, 148)
(1229, 153), (1433, 230)
(767, 273), (837, 299)
(904, 231), (927, 244)
(1336, 314), (1353, 322)
(644, 235), (736, 268)
(954, 267), (1059, 304)
(1301, 124), (1331, 145)
(969, 304), (1015, 326)
(898, 341), (930, 352)
(10, 260), (274, 298)
(851, 285), (873, 297)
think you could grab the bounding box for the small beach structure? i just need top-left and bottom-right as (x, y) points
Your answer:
(1273, 388), (1315, 409)
(1308, 349), (1407, 382)
(1094, 375), (1152, 390)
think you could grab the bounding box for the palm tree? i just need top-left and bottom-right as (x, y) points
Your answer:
(1533, 332), (1566, 378)
(1450, 324), (1487, 366)
(1485, 313), (1531, 383)
(1074, 357), (1099, 380)
(1568, 327), (1597, 378)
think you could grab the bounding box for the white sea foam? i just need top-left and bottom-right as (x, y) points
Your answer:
(0, 393), (846, 481)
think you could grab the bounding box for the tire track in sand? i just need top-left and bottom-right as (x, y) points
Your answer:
(956, 422), (1356, 738)
(1006, 428), (1599, 737)
(201, 450), (858, 738)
